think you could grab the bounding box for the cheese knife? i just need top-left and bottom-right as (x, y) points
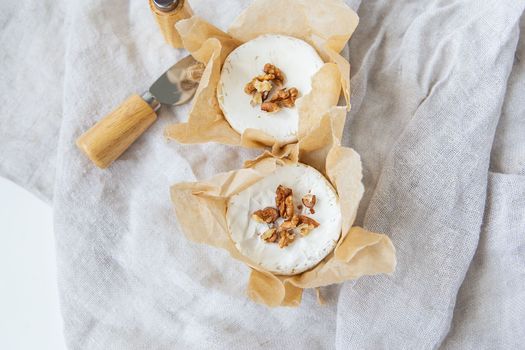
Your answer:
(76, 55), (204, 169)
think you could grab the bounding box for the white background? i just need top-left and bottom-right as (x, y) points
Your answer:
(0, 177), (67, 350)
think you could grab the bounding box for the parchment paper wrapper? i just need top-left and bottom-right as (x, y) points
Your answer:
(171, 108), (397, 307)
(165, 0), (359, 151)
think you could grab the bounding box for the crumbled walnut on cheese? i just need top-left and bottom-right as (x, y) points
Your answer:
(252, 207), (279, 223)
(278, 230), (295, 248)
(246, 79), (273, 106)
(272, 88), (299, 106)
(261, 87), (299, 113)
(280, 215), (299, 230)
(253, 79), (272, 93)
(257, 73), (277, 82)
(260, 101), (280, 113)
(251, 185), (320, 248)
(302, 193), (317, 214)
(244, 64), (299, 112)
(264, 63), (285, 83)
(297, 223), (316, 236)
(244, 81), (256, 94)
(298, 214), (320, 228)
(261, 228), (278, 242)
(251, 92), (263, 106)
(284, 194), (294, 219)
(275, 185), (294, 219)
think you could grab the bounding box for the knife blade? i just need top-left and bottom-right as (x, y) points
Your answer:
(148, 55), (203, 107)
(76, 55), (204, 169)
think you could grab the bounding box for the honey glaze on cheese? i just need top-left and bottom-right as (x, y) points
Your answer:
(217, 35), (324, 144)
(226, 164), (342, 275)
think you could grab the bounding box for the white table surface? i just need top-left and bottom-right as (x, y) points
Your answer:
(0, 177), (67, 350)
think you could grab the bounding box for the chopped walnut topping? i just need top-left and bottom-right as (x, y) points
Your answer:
(260, 88), (300, 113)
(278, 230), (295, 248)
(261, 101), (280, 113)
(275, 185), (292, 217)
(246, 79), (272, 106)
(271, 88), (297, 102)
(257, 73), (276, 82)
(275, 185), (294, 219)
(298, 223), (316, 236)
(250, 185), (321, 249)
(302, 194), (317, 214)
(298, 215), (320, 228)
(252, 207), (279, 224)
(244, 81), (256, 94)
(264, 63), (285, 83)
(280, 215), (299, 230)
(253, 79), (272, 93)
(243, 64), (299, 112)
(291, 214), (300, 227)
(284, 195), (294, 219)
(251, 92), (263, 106)
(244, 75), (272, 94)
(297, 214), (320, 236)
(261, 228), (278, 242)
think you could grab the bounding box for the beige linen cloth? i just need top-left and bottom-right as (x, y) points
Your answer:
(1, 0), (524, 349)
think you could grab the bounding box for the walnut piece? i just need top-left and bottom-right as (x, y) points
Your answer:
(251, 92), (263, 106)
(280, 215), (299, 230)
(298, 215), (320, 228)
(253, 79), (272, 93)
(256, 73), (276, 82)
(261, 101), (280, 113)
(275, 185), (292, 213)
(252, 207), (279, 224)
(243, 64), (299, 112)
(244, 64), (281, 108)
(302, 194), (317, 214)
(264, 63), (285, 83)
(298, 223), (316, 236)
(275, 185), (294, 219)
(284, 195), (294, 219)
(261, 228), (278, 242)
(260, 88), (300, 113)
(297, 215), (320, 236)
(244, 81), (256, 94)
(278, 230), (295, 248)
(251, 185), (321, 249)
(244, 75), (272, 94)
(246, 79), (272, 106)
(273, 88), (299, 106)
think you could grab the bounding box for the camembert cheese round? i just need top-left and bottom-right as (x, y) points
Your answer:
(217, 35), (324, 144)
(226, 163), (342, 275)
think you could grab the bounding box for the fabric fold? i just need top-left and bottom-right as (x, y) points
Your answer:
(1, 0), (524, 349)
(334, 0), (525, 348)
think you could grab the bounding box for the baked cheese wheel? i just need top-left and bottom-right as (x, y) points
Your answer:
(227, 163), (341, 275)
(217, 35), (324, 144)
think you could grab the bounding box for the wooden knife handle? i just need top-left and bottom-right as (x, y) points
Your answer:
(76, 94), (157, 169)
(149, 0), (193, 48)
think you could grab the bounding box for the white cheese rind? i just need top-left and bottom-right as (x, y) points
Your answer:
(217, 35), (324, 143)
(226, 163), (342, 275)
